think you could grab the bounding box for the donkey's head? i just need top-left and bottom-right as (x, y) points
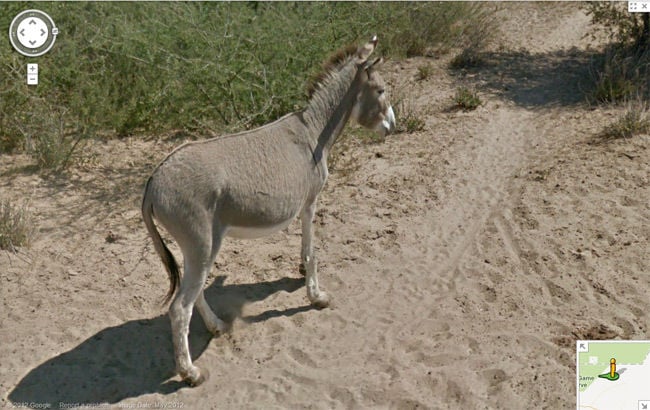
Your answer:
(350, 36), (396, 137)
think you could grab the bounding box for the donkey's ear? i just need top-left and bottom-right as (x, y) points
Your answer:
(362, 57), (383, 72)
(356, 35), (378, 63)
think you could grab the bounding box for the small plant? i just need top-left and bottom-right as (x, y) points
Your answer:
(404, 113), (425, 133)
(0, 199), (37, 251)
(601, 101), (650, 139)
(591, 75), (635, 104)
(453, 87), (482, 111)
(449, 48), (484, 69)
(416, 64), (434, 81)
(393, 97), (425, 133)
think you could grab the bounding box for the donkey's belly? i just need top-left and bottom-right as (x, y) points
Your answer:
(219, 189), (305, 239)
(226, 218), (294, 239)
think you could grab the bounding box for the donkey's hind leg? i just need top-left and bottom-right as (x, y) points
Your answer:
(196, 291), (227, 335)
(169, 243), (213, 386)
(195, 227), (227, 335)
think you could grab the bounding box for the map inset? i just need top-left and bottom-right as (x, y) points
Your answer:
(577, 340), (650, 409)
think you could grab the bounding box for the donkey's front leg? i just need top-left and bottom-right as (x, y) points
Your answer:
(301, 200), (330, 308)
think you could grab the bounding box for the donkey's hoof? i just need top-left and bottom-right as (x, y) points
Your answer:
(310, 292), (330, 309)
(182, 366), (209, 387)
(207, 319), (229, 335)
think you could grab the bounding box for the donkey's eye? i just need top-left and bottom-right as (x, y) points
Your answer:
(377, 89), (385, 95)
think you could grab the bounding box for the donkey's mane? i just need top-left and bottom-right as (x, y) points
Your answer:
(307, 44), (359, 98)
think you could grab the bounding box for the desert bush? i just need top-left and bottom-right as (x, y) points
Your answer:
(584, 2), (650, 103)
(16, 98), (88, 171)
(588, 47), (636, 103)
(587, 45), (650, 104)
(0, 3), (496, 166)
(0, 199), (37, 251)
(416, 64), (434, 81)
(448, 4), (496, 68)
(384, 2), (496, 58)
(449, 48), (485, 69)
(600, 100), (650, 139)
(453, 87), (482, 111)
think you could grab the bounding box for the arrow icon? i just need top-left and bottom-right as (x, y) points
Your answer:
(29, 19), (36, 25)
(29, 40), (36, 46)
(40, 29), (46, 36)
(20, 29), (25, 36)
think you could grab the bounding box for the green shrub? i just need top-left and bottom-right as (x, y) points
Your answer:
(453, 87), (482, 111)
(416, 64), (434, 81)
(22, 103), (87, 171)
(584, 2), (650, 48)
(0, 2), (495, 165)
(584, 3), (650, 103)
(588, 46), (638, 103)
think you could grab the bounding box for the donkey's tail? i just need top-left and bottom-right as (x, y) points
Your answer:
(141, 177), (180, 305)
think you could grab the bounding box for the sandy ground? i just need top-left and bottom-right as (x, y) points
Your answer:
(1, 4), (648, 409)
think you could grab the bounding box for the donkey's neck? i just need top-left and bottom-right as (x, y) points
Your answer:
(302, 63), (359, 162)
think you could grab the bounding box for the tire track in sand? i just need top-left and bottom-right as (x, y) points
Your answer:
(414, 106), (536, 295)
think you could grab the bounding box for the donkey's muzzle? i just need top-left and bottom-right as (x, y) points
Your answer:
(381, 105), (396, 135)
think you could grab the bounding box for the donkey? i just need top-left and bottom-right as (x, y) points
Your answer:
(142, 36), (395, 386)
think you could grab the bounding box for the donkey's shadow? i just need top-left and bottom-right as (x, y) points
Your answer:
(7, 276), (307, 408)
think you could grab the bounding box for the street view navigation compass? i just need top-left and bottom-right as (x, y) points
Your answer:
(9, 9), (58, 57)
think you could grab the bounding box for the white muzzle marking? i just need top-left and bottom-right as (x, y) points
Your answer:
(381, 105), (396, 134)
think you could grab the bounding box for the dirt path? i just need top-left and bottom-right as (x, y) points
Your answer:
(2, 4), (648, 409)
